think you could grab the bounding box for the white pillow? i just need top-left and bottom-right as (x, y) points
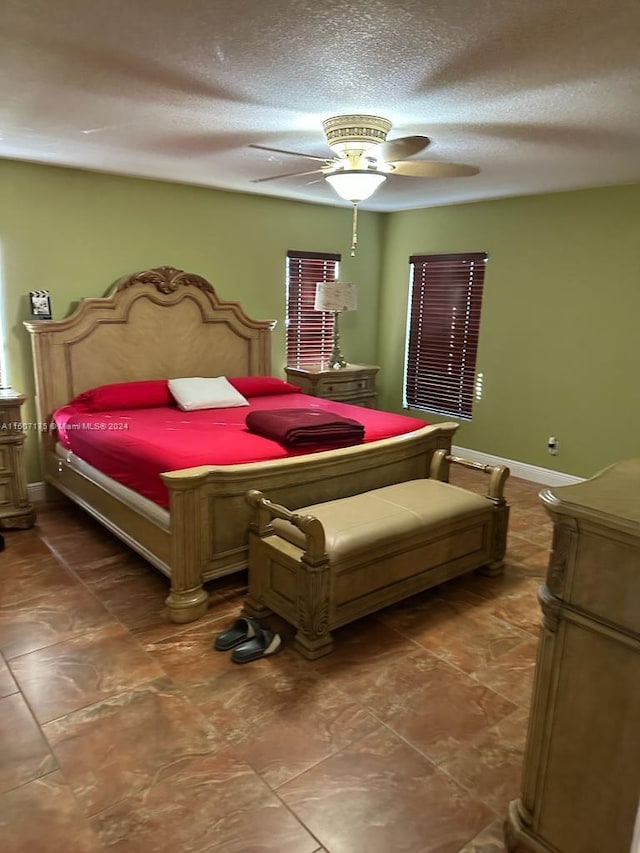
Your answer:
(168, 376), (249, 411)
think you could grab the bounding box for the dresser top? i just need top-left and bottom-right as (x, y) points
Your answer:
(541, 458), (640, 530)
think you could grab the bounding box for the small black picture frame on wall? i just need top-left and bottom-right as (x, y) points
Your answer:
(29, 290), (52, 319)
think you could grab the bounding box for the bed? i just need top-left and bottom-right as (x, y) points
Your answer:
(25, 266), (458, 623)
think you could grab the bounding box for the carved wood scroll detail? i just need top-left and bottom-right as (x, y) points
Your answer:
(538, 584), (562, 633)
(116, 266), (216, 295)
(297, 565), (330, 639)
(547, 525), (574, 596)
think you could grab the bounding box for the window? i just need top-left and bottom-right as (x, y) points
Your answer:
(404, 251), (487, 420)
(286, 250), (340, 367)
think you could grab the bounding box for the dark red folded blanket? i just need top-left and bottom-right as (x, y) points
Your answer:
(246, 407), (365, 447)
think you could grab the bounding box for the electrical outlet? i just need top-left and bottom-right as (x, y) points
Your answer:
(548, 436), (559, 455)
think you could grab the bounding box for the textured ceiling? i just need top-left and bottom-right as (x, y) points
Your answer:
(1, 0), (639, 211)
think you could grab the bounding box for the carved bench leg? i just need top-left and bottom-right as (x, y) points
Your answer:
(295, 559), (333, 659)
(294, 627), (334, 660)
(243, 541), (273, 620)
(477, 560), (505, 578)
(477, 502), (509, 577)
(242, 595), (273, 620)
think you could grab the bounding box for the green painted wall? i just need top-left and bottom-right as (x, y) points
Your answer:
(1, 160), (383, 480)
(2, 160), (638, 483)
(378, 184), (640, 478)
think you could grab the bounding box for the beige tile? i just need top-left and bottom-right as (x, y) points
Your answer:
(91, 750), (318, 852)
(470, 637), (539, 707)
(0, 771), (103, 852)
(279, 726), (494, 853)
(0, 552), (77, 608)
(439, 707), (530, 813)
(317, 644), (517, 765)
(0, 585), (115, 658)
(43, 677), (219, 815)
(10, 623), (165, 724)
(195, 667), (381, 788)
(459, 818), (508, 852)
(380, 590), (532, 675)
(0, 694), (57, 793)
(0, 654), (18, 698)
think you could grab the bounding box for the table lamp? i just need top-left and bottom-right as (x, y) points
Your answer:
(314, 281), (358, 369)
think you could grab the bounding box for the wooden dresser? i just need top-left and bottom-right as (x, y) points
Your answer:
(284, 364), (379, 407)
(0, 392), (36, 529)
(506, 459), (640, 853)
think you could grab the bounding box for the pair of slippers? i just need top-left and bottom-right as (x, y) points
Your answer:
(213, 617), (282, 664)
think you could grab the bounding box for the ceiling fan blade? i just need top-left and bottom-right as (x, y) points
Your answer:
(391, 160), (479, 178)
(374, 135), (431, 162)
(248, 143), (330, 163)
(251, 167), (327, 184)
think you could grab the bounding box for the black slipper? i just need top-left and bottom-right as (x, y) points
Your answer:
(231, 627), (282, 664)
(213, 617), (261, 651)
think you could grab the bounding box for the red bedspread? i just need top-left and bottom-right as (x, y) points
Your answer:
(54, 393), (427, 508)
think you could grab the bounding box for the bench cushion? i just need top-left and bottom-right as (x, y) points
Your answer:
(272, 479), (492, 560)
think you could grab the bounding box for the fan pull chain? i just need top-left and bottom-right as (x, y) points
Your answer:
(351, 204), (359, 257)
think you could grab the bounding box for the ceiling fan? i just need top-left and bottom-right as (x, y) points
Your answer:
(249, 114), (478, 254)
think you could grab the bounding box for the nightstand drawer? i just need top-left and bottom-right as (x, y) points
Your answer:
(321, 376), (372, 395)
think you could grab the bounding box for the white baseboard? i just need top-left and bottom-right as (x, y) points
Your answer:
(27, 481), (49, 502)
(452, 446), (584, 487)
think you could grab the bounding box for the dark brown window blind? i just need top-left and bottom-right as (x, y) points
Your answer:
(286, 250), (340, 367)
(404, 251), (487, 420)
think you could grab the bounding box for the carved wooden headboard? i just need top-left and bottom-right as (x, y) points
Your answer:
(24, 266), (276, 424)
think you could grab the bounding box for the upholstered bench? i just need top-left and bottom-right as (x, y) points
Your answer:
(243, 451), (510, 658)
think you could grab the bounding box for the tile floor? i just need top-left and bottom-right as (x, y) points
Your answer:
(0, 468), (553, 852)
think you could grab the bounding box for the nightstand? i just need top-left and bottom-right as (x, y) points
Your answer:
(0, 392), (36, 529)
(285, 364), (379, 408)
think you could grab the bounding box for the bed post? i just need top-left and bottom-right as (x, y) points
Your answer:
(163, 480), (209, 622)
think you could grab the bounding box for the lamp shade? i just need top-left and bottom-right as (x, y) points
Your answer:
(314, 282), (357, 313)
(325, 170), (387, 202)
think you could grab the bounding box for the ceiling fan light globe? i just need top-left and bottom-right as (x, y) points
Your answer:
(325, 170), (387, 202)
